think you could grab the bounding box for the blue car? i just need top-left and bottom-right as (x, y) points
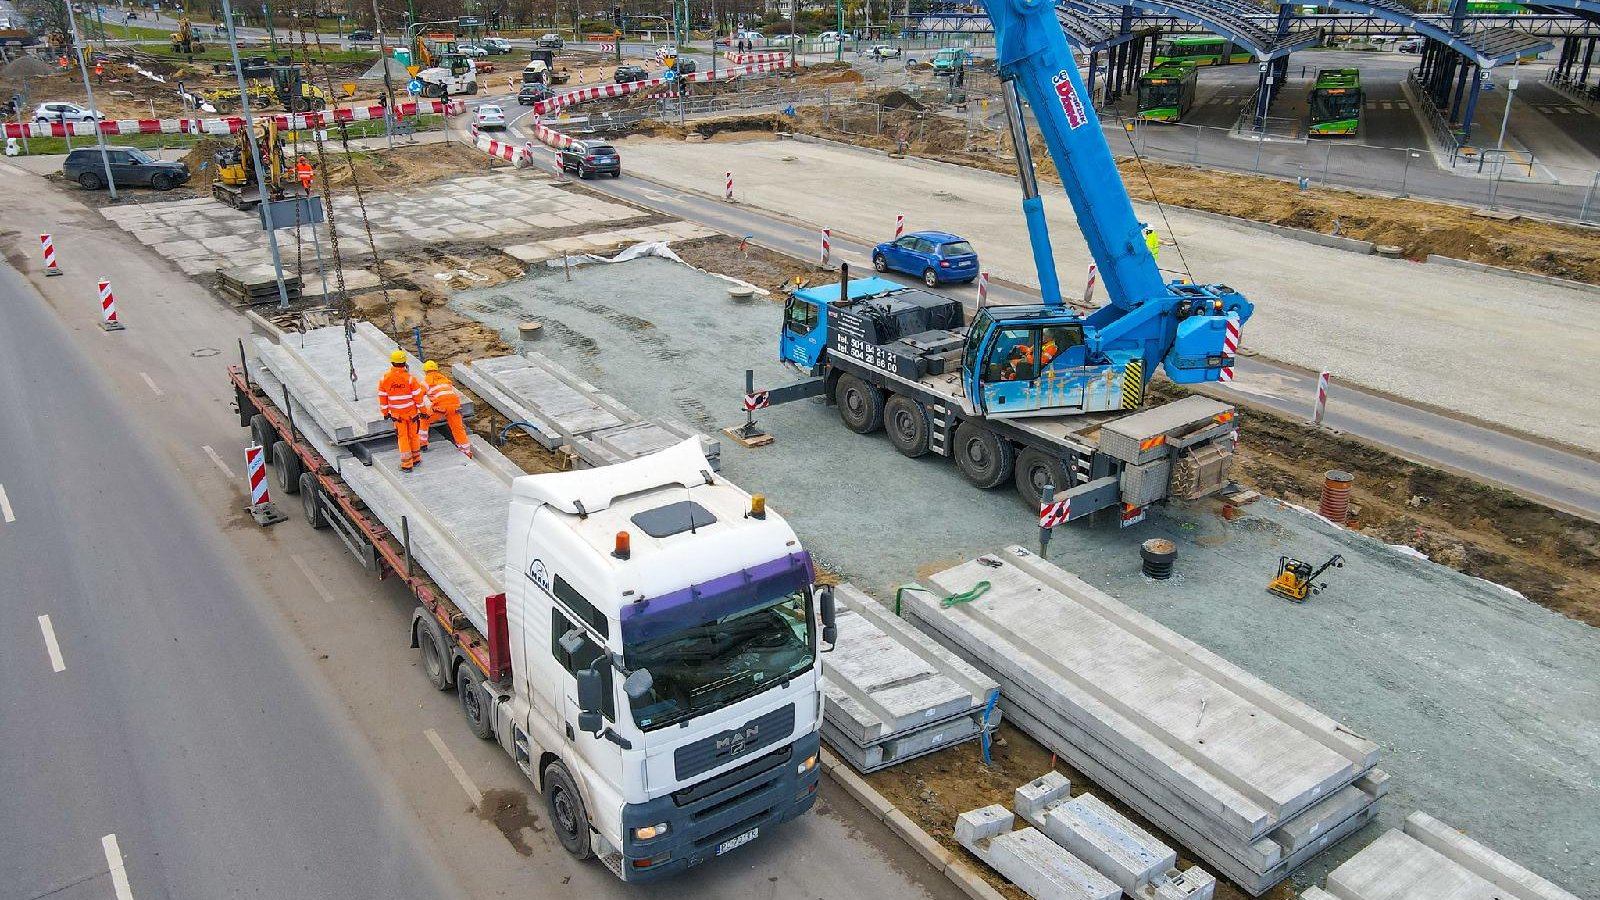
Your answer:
(872, 230), (979, 287)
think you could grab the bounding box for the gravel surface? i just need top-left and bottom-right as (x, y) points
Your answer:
(452, 257), (1598, 897)
(610, 136), (1600, 452)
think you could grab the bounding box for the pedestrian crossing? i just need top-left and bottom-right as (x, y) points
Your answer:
(1364, 100), (1412, 110)
(1533, 104), (1594, 116)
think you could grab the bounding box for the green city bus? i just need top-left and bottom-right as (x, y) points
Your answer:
(1152, 35), (1253, 67)
(1308, 68), (1363, 135)
(1137, 63), (1199, 122)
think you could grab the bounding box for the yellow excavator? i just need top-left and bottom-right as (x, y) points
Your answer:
(213, 117), (289, 210)
(171, 18), (205, 55)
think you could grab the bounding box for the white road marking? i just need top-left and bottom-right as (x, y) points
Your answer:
(291, 554), (339, 605)
(139, 372), (163, 397)
(37, 615), (65, 672)
(0, 483), (13, 522)
(425, 728), (484, 806)
(201, 445), (236, 479)
(101, 834), (134, 900)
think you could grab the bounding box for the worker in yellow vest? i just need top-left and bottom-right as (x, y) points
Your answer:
(1142, 223), (1161, 262)
(418, 360), (473, 458)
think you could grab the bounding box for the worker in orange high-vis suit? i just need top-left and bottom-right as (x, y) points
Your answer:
(418, 360), (473, 458)
(377, 350), (432, 471)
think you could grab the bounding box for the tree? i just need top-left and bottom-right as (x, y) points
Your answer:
(20, 0), (73, 46)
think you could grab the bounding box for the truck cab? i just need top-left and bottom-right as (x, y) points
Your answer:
(494, 439), (829, 878)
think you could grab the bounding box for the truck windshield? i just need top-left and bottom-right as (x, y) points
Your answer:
(625, 590), (813, 732)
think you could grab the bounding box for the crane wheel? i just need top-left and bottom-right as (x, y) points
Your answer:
(953, 421), (1014, 489)
(835, 373), (884, 434)
(1014, 448), (1071, 508)
(885, 394), (930, 457)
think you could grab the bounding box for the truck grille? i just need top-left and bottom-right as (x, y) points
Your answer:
(673, 704), (794, 781)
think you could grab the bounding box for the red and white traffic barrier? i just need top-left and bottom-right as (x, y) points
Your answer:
(894, 214), (904, 239)
(246, 444), (270, 506)
(40, 233), (61, 276)
(977, 271), (989, 305)
(724, 171), (734, 201)
(472, 128), (527, 167)
(1084, 263), (1098, 305)
(725, 51), (787, 65)
(1311, 370), (1330, 424)
(820, 228), (831, 268)
(2, 99), (466, 140)
(97, 279), (124, 331)
(1218, 314), (1240, 383)
(528, 61), (785, 119)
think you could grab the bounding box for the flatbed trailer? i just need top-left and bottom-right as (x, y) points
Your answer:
(229, 361), (511, 692)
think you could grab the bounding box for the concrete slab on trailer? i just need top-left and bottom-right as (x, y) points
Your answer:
(907, 546), (1377, 843)
(957, 805), (1122, 900)
(1322, 812), (1580, 900)
(252, 322), (472, 445)
(453, 353), (718, 469)
(338, 437), (515, 635)
(824, 583), (998, 746)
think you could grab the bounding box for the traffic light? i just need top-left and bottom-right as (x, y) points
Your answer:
(612, 4), (623, 26)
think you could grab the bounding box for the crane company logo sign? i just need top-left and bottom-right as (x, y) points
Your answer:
(1053, 70), (1089, 129)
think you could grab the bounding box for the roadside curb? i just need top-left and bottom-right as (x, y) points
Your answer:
(821, 748), (1008, 900)
(1424, 254), (1600, 297)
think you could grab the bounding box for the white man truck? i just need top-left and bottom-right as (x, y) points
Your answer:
(231, 361), (833, 879)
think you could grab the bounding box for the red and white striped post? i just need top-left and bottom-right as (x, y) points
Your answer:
(97, 279), (124, 331)
(820, 228), (831, 268)
(1084, 263), (1098, 305)
(1218, 314), (1240, 383)
(246, 444), (270, 506)
(40, 233), (62, 276)
(977, 271), (990, 305)
(894, 214), (904, 239)
(724, 171), (734, 201)
(1310, 371), (1331, 425)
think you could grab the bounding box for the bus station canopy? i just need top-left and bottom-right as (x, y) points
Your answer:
(1326, 0), (1554, 66)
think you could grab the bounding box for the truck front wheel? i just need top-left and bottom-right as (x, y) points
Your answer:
(544, 761), (594, 860)
(836, 373), (884, 434)
(953, 421), (1014, 489)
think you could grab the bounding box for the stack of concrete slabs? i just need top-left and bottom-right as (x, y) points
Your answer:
(903, 546), (1386, 895)
(453, 353), (718, 471)
(821, 584), (1000, 772)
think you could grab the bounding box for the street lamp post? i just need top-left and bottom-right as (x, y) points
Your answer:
(1494, 63), (1519, 152)
(61, 0), (118, 200)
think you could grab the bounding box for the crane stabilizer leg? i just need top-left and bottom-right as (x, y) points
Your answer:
(1000, 80), (1065, 308)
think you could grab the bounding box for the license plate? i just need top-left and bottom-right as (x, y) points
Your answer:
(716, 827), (759, 856)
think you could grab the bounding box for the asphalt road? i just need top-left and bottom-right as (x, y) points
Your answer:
(0, 262), (460, 900)
(546, 164), (1600, 522)
(0, 157), (961, 899)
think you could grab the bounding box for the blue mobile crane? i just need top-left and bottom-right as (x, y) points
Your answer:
(751, 0), (1255, 523)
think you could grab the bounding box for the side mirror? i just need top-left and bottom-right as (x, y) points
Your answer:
(576, 666), (604, 734)
(818, 585), (837, 649)
(623, 668), (654, 700)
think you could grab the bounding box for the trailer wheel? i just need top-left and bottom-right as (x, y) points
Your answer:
(835, 373), (884, 434)
(417, 615), (452, 691)
(457, 665), (494, 740)
(300, 473), (328, 529)
(1014, 448), (1071, 509)
(885, 394), (930, 457)
(953, 421), (1014, 489)
(272, 440), (301, 494)
(543, 761), (594, 860)
(250, 414), (275, 462)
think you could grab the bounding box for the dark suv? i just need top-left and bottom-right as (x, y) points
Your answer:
(518, 82), (554, 105)
(614, 64), (649, 83)
(670, 58), (697, 75)
(64, 147), (190, 191)
(559, 142), (620, 179)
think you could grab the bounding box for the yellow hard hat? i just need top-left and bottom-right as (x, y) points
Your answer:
(422, 360), (439, 372)
(390, 350), (408, 365)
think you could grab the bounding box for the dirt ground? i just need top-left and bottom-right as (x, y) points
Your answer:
(673, 234), (820, 295)
(627, 99), (1600, 286)
(1150, 381), (1600, 628)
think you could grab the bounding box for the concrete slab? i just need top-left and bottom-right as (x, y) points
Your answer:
(1399, 812), (1580, 900)
(909, 546), (1378, 842)
(824, 583), (999, 745)
(1021, 791), (1179, 894)
(957, 806), (1122, 900)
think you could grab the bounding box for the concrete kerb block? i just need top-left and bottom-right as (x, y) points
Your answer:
(1425, 254), (1600, 298)
(1015, 771), (1072, 822)
(820, 749), (897, 821)
(946, 862), (1013, 900)
(1040, 793), (1178, 895)
(957, 805), (1015, 847)
(886, 808), (955, 870)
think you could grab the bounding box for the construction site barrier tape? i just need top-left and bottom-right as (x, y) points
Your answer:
(2, 99), (468, 140)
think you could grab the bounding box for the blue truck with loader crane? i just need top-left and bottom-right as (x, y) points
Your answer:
(753, 0), (1254, 524)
